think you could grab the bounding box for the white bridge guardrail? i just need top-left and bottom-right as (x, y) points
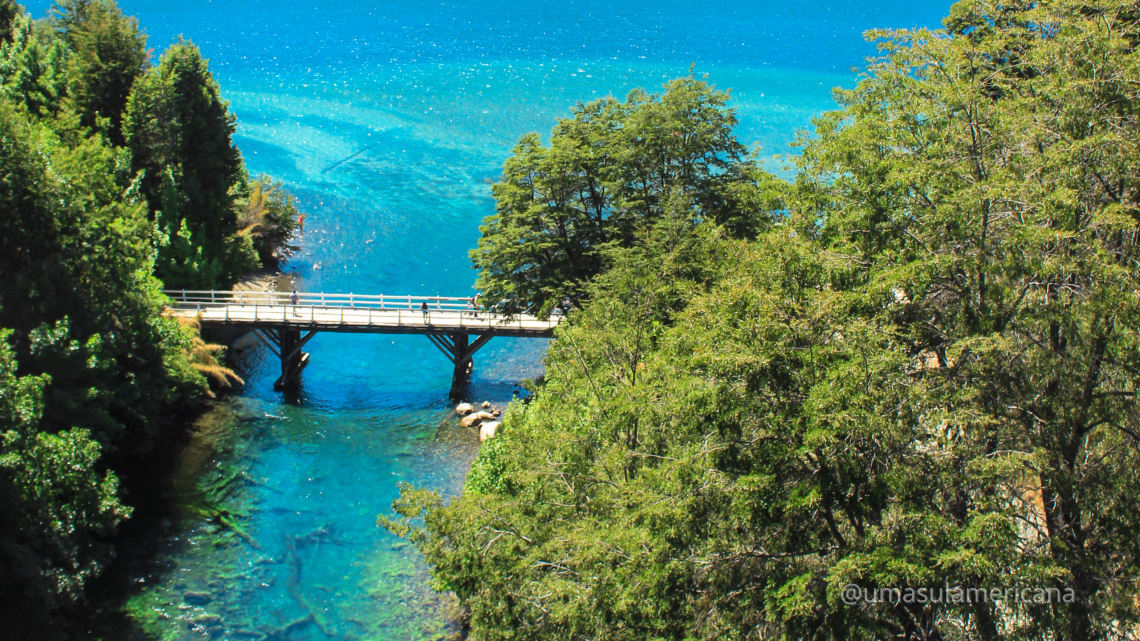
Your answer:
(162, 290), (562, 333)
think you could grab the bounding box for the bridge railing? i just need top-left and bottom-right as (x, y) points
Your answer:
(165, 290), (481, 312)
(162, 290), (563, 331)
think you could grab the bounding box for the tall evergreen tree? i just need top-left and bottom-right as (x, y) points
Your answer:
(0, 0), (19, 42)
(123, 39), (250, 288)
(0, 13), (67, 118)
(58, 0), (148, 145)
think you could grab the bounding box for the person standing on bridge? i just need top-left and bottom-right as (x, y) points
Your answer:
(290, 289), (299, 317)
(420, 300), (429, 320)
(471, 292), (481, 318)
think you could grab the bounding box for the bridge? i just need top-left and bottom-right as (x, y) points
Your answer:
(164, 290), (562, 397)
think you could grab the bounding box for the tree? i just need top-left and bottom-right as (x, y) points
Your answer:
(0, 13), (67, 118)
(0, 331), (130, 637)
(0, 0), (19, 43)
(470, 76), (774, 317)
(0, 94), (202, 435)
(123, 39), (249, 288)
(235, 175), (302, 268)
(59, 0), (148, 145)
(0, 87), (204, 637)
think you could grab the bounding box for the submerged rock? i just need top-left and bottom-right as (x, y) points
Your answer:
(455, 402), (475, 416)
(183, 591), (212, 606)
(189, 613), (222, 628)
(479, 421), (501, 442)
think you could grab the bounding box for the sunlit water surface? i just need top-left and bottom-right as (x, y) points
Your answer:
(23, 1), (946, 638)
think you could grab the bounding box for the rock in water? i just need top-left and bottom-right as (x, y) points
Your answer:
(479, 421), (501, 442)
(481, 401), (491, 409)
(183, 591), (212, 606)
(455, 402), (475, 416)
(460, 411), (495, 428)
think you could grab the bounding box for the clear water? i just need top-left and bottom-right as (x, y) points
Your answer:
(22, 1), (948, 639)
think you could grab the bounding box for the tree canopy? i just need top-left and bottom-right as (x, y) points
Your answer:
(389, 2), (1140, 640)
(471, 76), (782, 317)
(57, 0), (148, 145)
(124, 39), (258, 288)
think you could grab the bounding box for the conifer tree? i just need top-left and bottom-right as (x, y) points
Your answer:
(124, 39), (249, 287)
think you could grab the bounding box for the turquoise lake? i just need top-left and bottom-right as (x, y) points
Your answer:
(24, 1), (947, 639)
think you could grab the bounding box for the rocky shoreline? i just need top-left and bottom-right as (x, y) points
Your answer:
(454, 401), (503, 442)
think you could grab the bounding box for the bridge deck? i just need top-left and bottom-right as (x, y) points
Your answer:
(164, 290), (560, 338)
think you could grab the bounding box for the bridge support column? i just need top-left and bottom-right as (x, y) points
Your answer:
(450, 333), (472, 399)
(255, 327), (317, 391)
(425, 332), (495, 400)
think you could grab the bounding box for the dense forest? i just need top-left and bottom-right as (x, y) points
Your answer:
(0, 0), (298, 636)
(385, 1), (1140, 639)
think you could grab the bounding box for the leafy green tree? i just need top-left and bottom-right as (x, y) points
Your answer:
(0, 86), (205, 635)
(123, 39), (250, 287)
(471, 76), (775, 317)
(236, 175), (302, 268)
(0, 0), (20, 42)
(790, 1), (1140, 636)
(58, 0), (148, 145)
(0, 97), (201, 446)
(0, 331), (130, 637)
(0, 13), (67, 118)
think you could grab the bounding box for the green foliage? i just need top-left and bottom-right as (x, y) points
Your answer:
(123, 38), (249, 288)
(0, 330), (130, 637)
(0, 0), (19, 43)
(0, 13), (67, 118)
(0, 3), (297, 634)
(471, 75), (779, 317)
(392, 2), (1140, 640)
(236, 175), (302, 268)
(59, 0), (148, 145)
(0, 92), (203, 632)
